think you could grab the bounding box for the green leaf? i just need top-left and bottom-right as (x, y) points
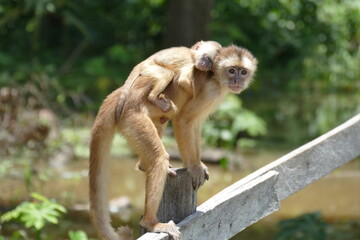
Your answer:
(219, 157), (229, 170)
(31, 192), (49, 202)
(52, 203), (67, 213)
(1, 209), (20, 222)
(68, 230), (89, 240)
(43, 214), (58, 224)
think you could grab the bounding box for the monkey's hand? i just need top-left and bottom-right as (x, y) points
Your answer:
(187, 162), (209, 190)
(151, 221), (180, 240)
(195, 55), (213, 71)
(167, 166), (177, 177)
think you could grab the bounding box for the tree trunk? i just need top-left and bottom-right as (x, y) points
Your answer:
(164, 0), (213, 48)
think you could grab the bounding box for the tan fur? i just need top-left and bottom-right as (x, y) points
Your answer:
(115, 41), (222, 121)
(89, 45), (257, 240)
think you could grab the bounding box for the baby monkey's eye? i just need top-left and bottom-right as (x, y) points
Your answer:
(241, 69), (247, 75)
(228, 68), (236, 74)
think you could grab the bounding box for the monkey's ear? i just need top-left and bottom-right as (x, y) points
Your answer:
(191, 41), (204, 50)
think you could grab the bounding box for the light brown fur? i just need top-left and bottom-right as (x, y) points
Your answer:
(89, 44), (257, 240)
(115, 41), (222, 121)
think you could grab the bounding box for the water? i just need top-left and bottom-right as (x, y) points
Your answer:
(1, 149), (359, 238)
(2, 150), (359, 218)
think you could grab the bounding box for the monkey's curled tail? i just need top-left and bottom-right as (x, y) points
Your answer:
(89, 89), (131, 240)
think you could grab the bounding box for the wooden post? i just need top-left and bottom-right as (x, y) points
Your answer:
(157, 168), (197, 224)
(141, 168), (197, 235)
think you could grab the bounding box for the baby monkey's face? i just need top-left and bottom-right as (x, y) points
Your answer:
(192, 41), (222, 71)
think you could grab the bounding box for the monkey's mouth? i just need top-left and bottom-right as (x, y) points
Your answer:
(229, 85), (243, 93)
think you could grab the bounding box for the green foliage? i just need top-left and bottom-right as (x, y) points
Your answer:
(1, 193), (66, 231)
(275, 212), (328, 240)
(219, 157), (229, 170)
(1, 0), (359, 143)
(211, 0), (360, 94)
(2, 230), (29, 240)
(210, 0), (360, 143)
(0, 193), (91, 240)
(202, 95), (267, 149)
(0, 0), (166, 111)
(275, 212), (360, 240)
(68, 230), (89, 240)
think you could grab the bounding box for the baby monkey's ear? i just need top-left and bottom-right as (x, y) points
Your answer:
(191, 41), (203, 50)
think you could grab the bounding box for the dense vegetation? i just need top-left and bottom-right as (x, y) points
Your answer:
(1, 1), (359, 239)
(1, 0), (359, 144)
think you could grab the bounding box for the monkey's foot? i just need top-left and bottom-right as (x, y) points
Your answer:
(137, 162), (176, 177)
(196, 55), (213, 71)
(152, 221), (181, 240)
(116, 226), (132, 239)
(153, 94), (172, 113)
(187, 162), (209, 190)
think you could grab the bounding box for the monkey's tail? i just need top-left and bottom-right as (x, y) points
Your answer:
(115, 90), (128, 123)
(89, 89), (132, 240)
(115, 74), (141, 123)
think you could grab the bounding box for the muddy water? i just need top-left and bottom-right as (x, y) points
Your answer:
(2, 149), (359, 220)
(1, 150), (359, 239)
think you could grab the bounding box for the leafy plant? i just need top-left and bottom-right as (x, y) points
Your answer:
(202, 95), (267, 149)
(1, 193), (66, 239)
(0, 193), (93, 240)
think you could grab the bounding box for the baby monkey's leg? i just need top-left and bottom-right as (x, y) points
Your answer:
(141, 65), (175, 113)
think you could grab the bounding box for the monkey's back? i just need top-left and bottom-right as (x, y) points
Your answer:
(151, 47), (194, 70)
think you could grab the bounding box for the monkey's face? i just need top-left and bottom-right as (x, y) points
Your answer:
(216, 47), (257, 94)
(225, 66), (252, 93)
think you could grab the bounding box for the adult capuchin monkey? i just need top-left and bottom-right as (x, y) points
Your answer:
(89, 43), (258, 240)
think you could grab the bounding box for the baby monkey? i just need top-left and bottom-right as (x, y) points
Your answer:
(115, 40), (222, 121)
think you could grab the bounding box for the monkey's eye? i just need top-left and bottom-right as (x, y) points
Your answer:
(241, 69), (247, 75)
(228, 68), (236, 74)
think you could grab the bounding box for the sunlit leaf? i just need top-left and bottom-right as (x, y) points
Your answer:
(0, 193), (66, 231)
(68, 230), (89, 240)
(31, 192), (48, 202)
